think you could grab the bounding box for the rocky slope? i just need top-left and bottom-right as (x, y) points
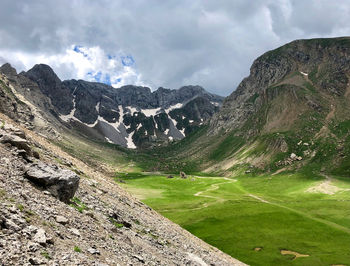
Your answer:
(210, 37), (350, 135)
(0, 110), (244, 265)
(1, 63), (223, 149)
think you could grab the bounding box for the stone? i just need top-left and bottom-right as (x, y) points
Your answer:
(25, 162), (80, 203)
(68, 228), (80, 237)
(33, 228), (46, 245)
(55, 215), (69, 225)
(0, 133), (31, 154)
(87, 248), (100, 255)
(29, 257), (43, 265)
(23, 225), (38, 236)
(180, 171), (187, 179)
(4, 219), (21, 232)
(290, 153), (297, 160)
(27, 242), (41, 252)
(3, 123), (26, 139)
(32, 151), (40, 159)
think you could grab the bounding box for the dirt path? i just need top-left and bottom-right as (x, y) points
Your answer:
(306, 173), (348, 195)
(281, 249), (309, 260)
(193, 176), (270, 208)
(192, 177), (236, 210)
(248, 194), (270, 203)
(199, 175), (350, 236)
(167, 174), (350, 236)
(262, 192), (350, 235)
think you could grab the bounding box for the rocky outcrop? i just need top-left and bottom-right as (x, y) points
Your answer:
(209, 37), (350, 135)
(0, 120), (79, 203)
(23, 64), (73, 114)
(0, 72), (34, 128)
(0, 67), (61, 139)
(25, 162), (80, 203)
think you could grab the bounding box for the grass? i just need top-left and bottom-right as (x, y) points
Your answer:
(109, 218), (124, 229)
(209, 131), (245, 161)
(41, 250), (51, 260)
(73, 246), (82, 253)
(0, 189), (6, 199)
(118, 172), (350, 265)
(17, 204), (24, 212)
(70, 197), (87, 213)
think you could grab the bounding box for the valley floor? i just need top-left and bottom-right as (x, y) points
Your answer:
(117, 172), (350, 265)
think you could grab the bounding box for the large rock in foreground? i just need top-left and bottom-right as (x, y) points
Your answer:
(25, 162), (79, 203)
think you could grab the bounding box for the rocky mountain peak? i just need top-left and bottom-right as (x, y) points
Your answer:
(209, 37), (350, 135)
(24, 64), (62, 84)
(0, 63), (17, 77)
(0, 63), (224, 149)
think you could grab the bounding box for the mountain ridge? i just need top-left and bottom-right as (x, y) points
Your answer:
(138, 37), (350, 176)
(0, 63), (224, 149)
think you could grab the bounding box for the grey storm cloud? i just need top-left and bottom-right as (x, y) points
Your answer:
(0, 0), (350, 95)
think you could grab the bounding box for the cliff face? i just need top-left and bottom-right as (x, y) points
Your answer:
(209, 37), (350, 136)
(1, 63), (223, 149)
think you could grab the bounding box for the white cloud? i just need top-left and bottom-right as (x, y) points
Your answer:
(0, 0), (350, 95)
(0, 45), (147, 88)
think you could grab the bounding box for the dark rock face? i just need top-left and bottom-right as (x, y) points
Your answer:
(0, 63), (17, 77)
(22, 64), (73, 114)
(12, 64), (224, 148)
(25, 162), (80, 203)
(0, 71), (34, 126)
(209, 37), (350, 135)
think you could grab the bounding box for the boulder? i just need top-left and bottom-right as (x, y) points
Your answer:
(88, 247), (100, 255)
(3, 123), (26, 139)
(25, 162), (80, 203)
(180, 171), (187, 179)
(0, 133), (31, 154)
(33, 228), (46, 245)
(55, 215), (69, 225)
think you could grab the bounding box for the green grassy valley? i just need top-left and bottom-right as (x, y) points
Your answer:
(117, 171), (350, 265)
(44, 37), (350, 265)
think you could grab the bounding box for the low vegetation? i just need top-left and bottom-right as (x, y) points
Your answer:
(73, 246), (81, 253)
(118, 172), (350, 265)
(70, 197), (87, 213)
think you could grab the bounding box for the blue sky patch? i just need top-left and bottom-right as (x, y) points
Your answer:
(103, 74), (111, 86)
(73, 45), (89, 58)
(87, 71), (113, 86)
(121, 55), (135, 66)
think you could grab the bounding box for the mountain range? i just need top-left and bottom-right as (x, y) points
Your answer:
(0, 63), (223, 149)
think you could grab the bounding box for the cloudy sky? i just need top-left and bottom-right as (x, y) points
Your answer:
(0, 0), (349, 95)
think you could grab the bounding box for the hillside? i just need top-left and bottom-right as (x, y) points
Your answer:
(149, 37), (350, 176)
(0, 73), (243, 264)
